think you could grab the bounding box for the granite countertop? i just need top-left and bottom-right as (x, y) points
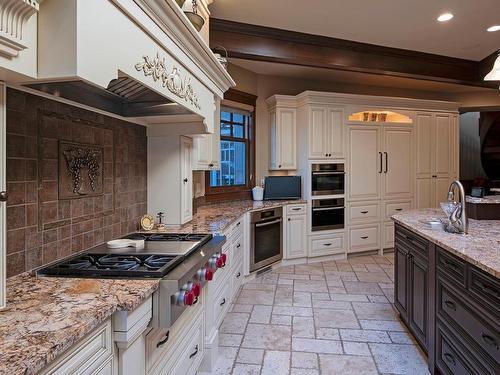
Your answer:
(392, 209), (500, 278)
(0, 274), (159, 375)
(466, 195), (500, 204)
(150, 199), (306, 235)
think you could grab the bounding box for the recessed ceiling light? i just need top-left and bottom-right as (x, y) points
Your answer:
(437, 13), (454, 22)
(487, 25), (500, 32)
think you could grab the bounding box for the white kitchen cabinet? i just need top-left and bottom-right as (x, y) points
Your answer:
(348, 223), (381, 254)
(348, 126), (382, 201)
(40, 320), (113, 375)
(307, 106), (344, 159)
(181, 136), (193, 223)
(0, 83), (5, 310)
(309, 232), (345, 258)
(415, 112), (457, 208)
(269, 106), (297, 170)
(284, 205), (308, 259)
(192, 99), (221, 171)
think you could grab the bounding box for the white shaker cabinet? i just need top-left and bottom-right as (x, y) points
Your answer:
(181, 136), (193, 224)
(307, 106), (344, 159)
(415, 112), (458, 208)
(348, 126), (382, 201)
(269, 106), (297, 170)
(284, 204), (307, 259)
(192, 99), (221, 171)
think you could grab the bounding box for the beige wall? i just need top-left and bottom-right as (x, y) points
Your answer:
(226, 63), (500, 184)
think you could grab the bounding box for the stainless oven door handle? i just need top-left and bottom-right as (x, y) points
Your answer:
(312, 172), (345, 175)
(255, 218), (282, 227)
(312, 206), (345, 212)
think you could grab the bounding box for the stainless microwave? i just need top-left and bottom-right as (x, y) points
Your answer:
(311, 163), (345, 196)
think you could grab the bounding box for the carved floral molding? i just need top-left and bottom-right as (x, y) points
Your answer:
(0, 0), (40, 58)
(135, 53), (201, 109)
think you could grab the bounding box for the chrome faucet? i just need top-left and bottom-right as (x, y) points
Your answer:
(446, 180), (468, 234)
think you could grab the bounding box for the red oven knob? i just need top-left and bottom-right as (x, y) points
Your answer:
(197, 267), (213, 282)
(175, 290), (195, 306)
(190, 282), (201, 297)
(216, 255), (225, 268)
(184, 291), (195, 306)
(220, 253), (227, 267)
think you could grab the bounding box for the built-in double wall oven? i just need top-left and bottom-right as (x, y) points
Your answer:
(311, 163), (345, 232)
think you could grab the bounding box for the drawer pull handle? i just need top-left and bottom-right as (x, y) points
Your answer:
(395, 208), (403, 211)
(236, 222), (241, 226)
(443, 353), (456, 366)
(361, 210), (369, 214)
(361, 236), (369, 239)
(189, 345), (199, 359)
(156, 331), (170, 348)
(236, 272), (241, 278)
(479, 282), (500, 298)
(481, 333), (499, 349)
(237, 243), (241, 248)
(292, 208), (301, 211)
(323, 243), (332, 247)
(220, 298), (226, 306)
(444, 300), (456, 311)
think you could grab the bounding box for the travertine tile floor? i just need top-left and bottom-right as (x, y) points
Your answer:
(202, 254), (430, 375)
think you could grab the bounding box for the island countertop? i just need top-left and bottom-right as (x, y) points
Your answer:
(392, 208), (500, 278)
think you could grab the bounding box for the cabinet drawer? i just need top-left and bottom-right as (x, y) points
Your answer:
(212, 242), (233, 287)
(437, 247), (466, 287)
(349, 225), (380, 252)
(42, 321), (112, 375)
(439, 281), (500, 365)
(436, 325), (479, 375)
(212, 275), (232, 329)
(172, 319), (204, 375)
(146, 303), (202, 373)
(310, 233), (345, 257)
(468, 267), (500, 316)
(232, 259), (244, 298)
(394, 225), (428, 259)
(348, 202), (379, 223)
(287, 204), (306, 215)
(231, 233), (244, 266)
(384, 201), (412, 220)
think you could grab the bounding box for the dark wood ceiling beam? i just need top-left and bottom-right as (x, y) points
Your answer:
(210, 19), (497, 88)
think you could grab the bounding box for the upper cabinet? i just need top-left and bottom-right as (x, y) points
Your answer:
(307, 106), (344, 159)
(267, 96), (297, 170)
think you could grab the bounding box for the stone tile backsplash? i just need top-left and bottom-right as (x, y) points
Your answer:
(5, 88), (147, 277)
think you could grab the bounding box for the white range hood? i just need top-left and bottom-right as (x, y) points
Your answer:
(30, 0), (234, 133)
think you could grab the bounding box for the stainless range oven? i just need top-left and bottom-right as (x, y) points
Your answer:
(311, 198), (345, 231)
(250, 207), (283, 272)
(311, 163), (345, 196)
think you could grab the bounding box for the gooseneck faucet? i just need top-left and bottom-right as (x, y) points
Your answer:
(447, 180), (468, 234)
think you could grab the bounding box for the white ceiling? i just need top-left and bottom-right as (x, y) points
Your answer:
(210, 0), (500, 60)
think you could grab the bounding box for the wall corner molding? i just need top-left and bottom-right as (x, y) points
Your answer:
(0, 0), (40, 58)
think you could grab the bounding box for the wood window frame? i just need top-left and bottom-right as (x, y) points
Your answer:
(205, 88), (257, 202)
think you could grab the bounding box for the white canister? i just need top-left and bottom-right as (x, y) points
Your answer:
(252, 186), (264, 201)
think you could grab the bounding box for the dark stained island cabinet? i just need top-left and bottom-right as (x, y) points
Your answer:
(394, 224), (500, 375)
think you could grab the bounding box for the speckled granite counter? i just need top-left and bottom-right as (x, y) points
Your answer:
(152, 199), (306, 234)
(466, 195), (500, 204)
(0, 274), (159, 375)
(392, 209), (500, 278)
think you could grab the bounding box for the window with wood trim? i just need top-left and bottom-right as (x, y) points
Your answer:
(205, 89), (257, 201)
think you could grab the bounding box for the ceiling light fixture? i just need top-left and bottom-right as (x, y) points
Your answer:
(487, 25), (500, 32)
(437, 13), (454, 22)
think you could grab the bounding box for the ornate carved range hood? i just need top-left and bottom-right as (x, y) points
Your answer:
(23, 0), (234, 132)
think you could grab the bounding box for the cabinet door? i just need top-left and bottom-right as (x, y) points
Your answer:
(394, 245), (409, 321)
(285, 215), (307, 259)
(192, 135), (212, 170)
(382, 126), (413, 200)
(308, 107), (328, 159)
(180, 137), (193, 223)
(0, 83), (6, 309)
(415, 112), (433, 177)
(409, 253), (428, 349)
(327, 108), (344, 158)
(435, 176), (450, 207)
(435, 114), (453, 177)
(348, 126), (381, 201)
(416, 178), (433, 209)
(279, 108), (297, 169)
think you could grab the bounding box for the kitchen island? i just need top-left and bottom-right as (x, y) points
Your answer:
(392, 209), (500, 375)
